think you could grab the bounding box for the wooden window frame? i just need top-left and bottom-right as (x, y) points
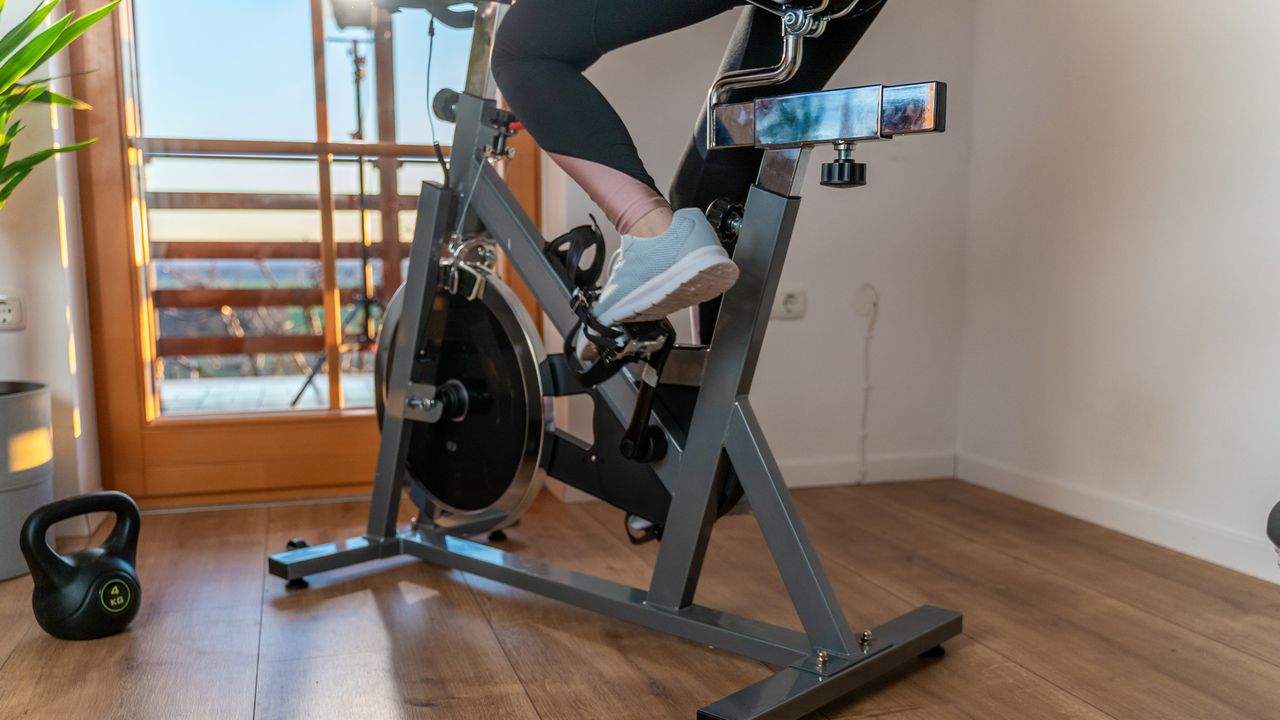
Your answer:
(67, 0), (541, 507)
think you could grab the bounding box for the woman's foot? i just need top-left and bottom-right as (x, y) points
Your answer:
(594, 208), (739, 325)
(574, 208), (738, 363)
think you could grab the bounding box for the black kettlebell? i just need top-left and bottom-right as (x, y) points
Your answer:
(19, 491), (141, 640)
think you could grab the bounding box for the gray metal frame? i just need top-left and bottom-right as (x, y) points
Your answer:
(269, 6), (961, 718)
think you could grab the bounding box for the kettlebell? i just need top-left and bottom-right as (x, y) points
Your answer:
(19, 491), (141, 640)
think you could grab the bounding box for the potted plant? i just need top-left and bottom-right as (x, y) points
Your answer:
(1, 0), (118, 580)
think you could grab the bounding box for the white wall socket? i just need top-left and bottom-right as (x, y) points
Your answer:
(771, 288), (806, 320)
(0, 294), (26, 331)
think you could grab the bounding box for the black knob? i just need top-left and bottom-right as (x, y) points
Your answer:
(820, 159), (867, 188)
(705, 199), (744, 243)
(433, 88), (460, 124)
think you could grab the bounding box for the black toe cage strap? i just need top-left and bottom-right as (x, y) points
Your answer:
(563, 292), (627, 387)
(544, 216), (606, 291)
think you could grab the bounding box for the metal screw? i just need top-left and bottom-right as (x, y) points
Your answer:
(860, 630), (874, 649)
(589, 455), (599, 464)
(815, 649), (829, 671)
(407, 396), (438, 411)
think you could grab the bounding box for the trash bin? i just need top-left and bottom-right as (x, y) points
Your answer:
(0, 382), (54, 581)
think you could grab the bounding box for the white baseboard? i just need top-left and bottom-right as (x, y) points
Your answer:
(541, 452), (956, 506)
(957, 453), (1280, 584)
(779, 452), (956, 487)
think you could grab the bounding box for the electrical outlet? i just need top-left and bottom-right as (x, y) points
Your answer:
(0, 294), (26, 331)
(771, 288), (806, 320)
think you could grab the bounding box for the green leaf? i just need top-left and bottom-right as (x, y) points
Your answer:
(33, 1), (118, 71)
(0, 117), (30, 168)
(0, 136), (91, 185)
(5, 82), (88, 110)
(4, 118), (25, 143)
(0, 1), (58, 66)
(0, 166), (35, 208)
(0, 82), (46, 115)
(30, 87), (88, 109)
(0, 13), (73, 93)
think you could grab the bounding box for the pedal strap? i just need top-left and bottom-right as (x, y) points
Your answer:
(544, 217), (606, 290)
(564, 292), (627, 387)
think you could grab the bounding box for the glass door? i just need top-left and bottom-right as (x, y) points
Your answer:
(70, 0), (539, 505)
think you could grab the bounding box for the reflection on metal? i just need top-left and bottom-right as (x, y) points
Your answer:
(881, 82), (946, 135)
(710, 81), (946, 150)
(705, 32), (804, 150)
(756, 148), (811, 197)
(712, 103), (755, 148)
(757, 84), (881, 146)
(463, 3), (504, 98)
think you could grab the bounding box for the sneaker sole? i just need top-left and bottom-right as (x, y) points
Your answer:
(600, 245), (740, 325)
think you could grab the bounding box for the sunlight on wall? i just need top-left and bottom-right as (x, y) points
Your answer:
(64, 306), (76, 376)
(57, 195), (69, 268)
(8, 427), (53, 474)
(130, 196), (145, 267)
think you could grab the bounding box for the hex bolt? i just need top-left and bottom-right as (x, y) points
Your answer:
(815, 649), (829, 671)
(860, 630), (874, 649)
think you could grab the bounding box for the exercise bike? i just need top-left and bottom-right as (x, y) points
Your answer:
(270, 2), (961, 717)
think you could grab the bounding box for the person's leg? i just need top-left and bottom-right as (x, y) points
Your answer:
(493, 0), (744, 332)
(668, 3), (890, 211)
(666, 2), (890, 342)
(492, 0), (736, 237)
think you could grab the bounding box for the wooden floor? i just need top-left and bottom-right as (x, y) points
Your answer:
(2, 479), (1279, 719)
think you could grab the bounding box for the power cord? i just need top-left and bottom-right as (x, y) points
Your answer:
(854, 284), (879, 484)
(425, 16), (449, 186)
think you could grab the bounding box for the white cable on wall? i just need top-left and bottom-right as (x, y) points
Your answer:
(853, 284), (880, 485)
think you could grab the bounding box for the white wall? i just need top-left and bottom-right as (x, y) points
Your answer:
(0, 1), (102, 534)
(957, 0), (1280, 580)
(542, 0), (976, 486)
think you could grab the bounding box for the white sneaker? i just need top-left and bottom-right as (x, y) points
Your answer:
(575, 208), (738, 361)
(595, 208), (738, 325)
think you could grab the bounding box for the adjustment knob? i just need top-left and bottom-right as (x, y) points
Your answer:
(820, 159), (867, 188)
(433, 88), (460, 123)
(705, 198), (744, 243)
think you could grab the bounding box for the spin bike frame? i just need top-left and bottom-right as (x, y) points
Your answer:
(270, 4), (960, 718)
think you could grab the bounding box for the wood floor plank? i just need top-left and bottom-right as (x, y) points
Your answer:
(868, 479), (1280, 664)
(134, 507), (269, 617)
(580, 501), (1113, 720)
(0, 574), (34, 674)
(470, 496), (780, 720)
(791, 485), (1280, 720)
(255, 501), (541, 720)
(0, 529), (101, 670)
(3, 483), (1277, 719)
(0, 603), (260, 720)
(0, 507), (269, 719)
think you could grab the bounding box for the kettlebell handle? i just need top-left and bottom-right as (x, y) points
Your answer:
(20, 491), (141, 588)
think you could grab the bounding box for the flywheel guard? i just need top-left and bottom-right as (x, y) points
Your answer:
(376, 265), (547, 532)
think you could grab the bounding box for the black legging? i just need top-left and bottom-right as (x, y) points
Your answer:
(492, 0), (887, 338)
(491, 0), (886, 207)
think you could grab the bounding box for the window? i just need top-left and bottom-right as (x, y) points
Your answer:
(127, 0), (471, 415)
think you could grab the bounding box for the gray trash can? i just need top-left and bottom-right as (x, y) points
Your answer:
(0, 382), (54, 581)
